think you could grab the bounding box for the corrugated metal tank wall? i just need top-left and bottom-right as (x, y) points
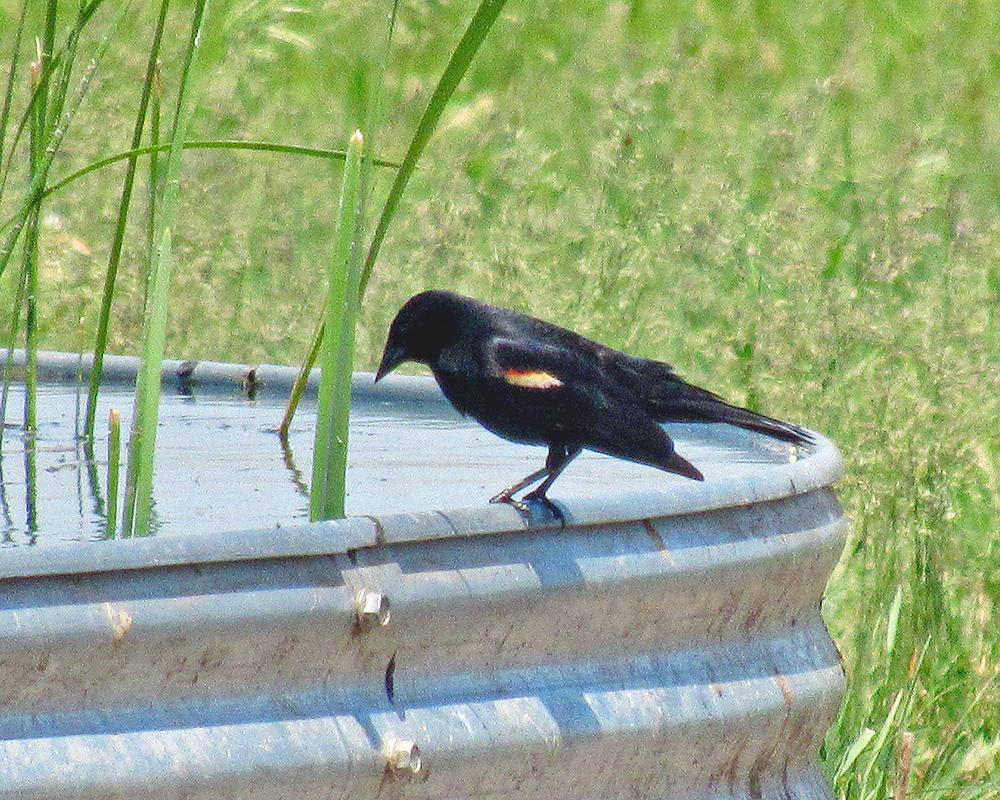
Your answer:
(0, 355), (846, 799)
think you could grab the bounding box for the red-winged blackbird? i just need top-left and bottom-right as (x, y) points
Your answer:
(376, 290), (813, 513)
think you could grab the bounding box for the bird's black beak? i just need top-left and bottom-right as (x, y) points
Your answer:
(375, 341), (406, 383)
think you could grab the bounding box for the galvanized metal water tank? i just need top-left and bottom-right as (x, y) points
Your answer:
(0, 352), (845, 799)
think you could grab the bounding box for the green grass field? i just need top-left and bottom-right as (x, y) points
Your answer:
(3, 0), (1000, 795)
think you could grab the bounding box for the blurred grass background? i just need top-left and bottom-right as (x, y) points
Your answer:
(3, 0), (1000, 794)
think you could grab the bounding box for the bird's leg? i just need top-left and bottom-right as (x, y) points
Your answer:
(489, 466), (551, 509)
(522, 444), (581, 516)
(490, 444), (581, 524)
(490, 443), (571, 511)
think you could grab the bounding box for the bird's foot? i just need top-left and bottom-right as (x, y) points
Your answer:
(523, 490), (563, 523)
(491, 490), (565, 526)
(489, 489), (527, 512)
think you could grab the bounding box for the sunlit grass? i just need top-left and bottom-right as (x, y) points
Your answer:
(2, 0), (1000, 794)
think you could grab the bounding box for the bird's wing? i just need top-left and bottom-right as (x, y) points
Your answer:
(486, 336), (601, 393)
(597, 350), (723, 405)
(485, 336), (646, 436)
(487, 337), (704, 478)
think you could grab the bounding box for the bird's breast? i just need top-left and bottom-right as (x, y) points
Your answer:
(433, 368), (552, 446)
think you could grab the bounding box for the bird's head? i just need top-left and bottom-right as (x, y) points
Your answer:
(375, 291), (469, 381)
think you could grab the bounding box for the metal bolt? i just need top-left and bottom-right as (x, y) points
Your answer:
(385, 739), (421, 775)
(354, 588), (391, 631)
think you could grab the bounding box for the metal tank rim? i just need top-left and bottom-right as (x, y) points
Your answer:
(0, 348), (842, 580)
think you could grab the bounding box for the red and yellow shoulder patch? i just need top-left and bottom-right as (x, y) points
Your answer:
(501, 368), (564, 389)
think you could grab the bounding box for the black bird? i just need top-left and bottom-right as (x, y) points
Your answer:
(375, 291), (812, 513)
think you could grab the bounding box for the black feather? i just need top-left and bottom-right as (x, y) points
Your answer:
(376, 291), (812, 510)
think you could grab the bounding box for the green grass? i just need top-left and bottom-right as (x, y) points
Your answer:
(3, 0), (1000, 795)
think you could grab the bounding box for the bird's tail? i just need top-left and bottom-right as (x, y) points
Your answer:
(663, 450), (705, 481)
(648, 378), (815, 446)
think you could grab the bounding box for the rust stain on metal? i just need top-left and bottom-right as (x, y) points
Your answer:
(642, 519), (672, 561)
(742, 602), (764, 633)
(774, 670), (794, 708)
(362, 515), (387, 546)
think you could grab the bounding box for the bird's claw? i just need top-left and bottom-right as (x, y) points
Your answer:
(490, 492), (529, 513)
(491, 490), (565, 526)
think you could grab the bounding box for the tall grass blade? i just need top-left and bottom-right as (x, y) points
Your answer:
(121, 0), (218, 536)
(833, 726), (876, 784)
(22, 423), (36, 534)
(311, 130), (364, 521)
(856, 689), (905, 796)
(30, 141), (399, 207)
(121, 226), (173, 537)
(282, 0), (502, 436)
(84, 0), (171, 443)
(358, 0), (507, 295)
(0, 0), (103, 206)
(146, 58), (162, 285)
(20, 0), (59, 440)
(36, 0), (57, 139)
(153, 0), (210, 236)
(0, 266), (28, 427)
(20, 205), (38, 436)
(280, 1), (399, 437)
(278, 299), (325, 441)
(47, 2), (107, 137)
(355, 0), (398, 262)
(0, 1), (124, 280)
(0, 3), (38, 417)
(0, 0), (29, 183)
(885, 583), (903, 656)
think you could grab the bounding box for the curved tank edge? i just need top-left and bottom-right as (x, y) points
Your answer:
(0, 447), (843, 585)
(0, 350), (844, 582)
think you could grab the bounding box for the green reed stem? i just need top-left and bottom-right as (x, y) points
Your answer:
(121, 0), (215, 537)
(0, 1), (120, 280)
(121, 226), (173, 537)
(84, 0), (171, 444)
(278, 297), (325, 441)
(279, 2), (398, 439)
(30, 141), (400, 213)
(310, 130), (364, 521)
(0, 0), (28, 183)
(283, 0), (502, 436)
